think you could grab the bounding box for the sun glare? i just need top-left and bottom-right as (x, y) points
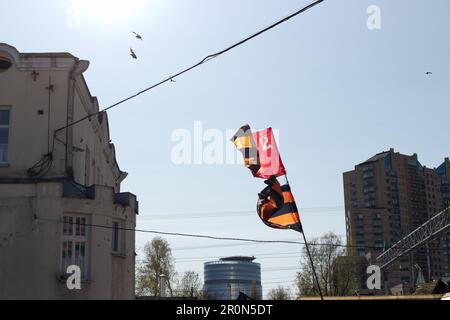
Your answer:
(77, 0), (145, 25)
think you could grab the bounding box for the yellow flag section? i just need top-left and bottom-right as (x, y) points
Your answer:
(230, 124), (261, 176)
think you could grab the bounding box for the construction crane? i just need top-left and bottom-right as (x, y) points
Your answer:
(376, 206), (450, 270)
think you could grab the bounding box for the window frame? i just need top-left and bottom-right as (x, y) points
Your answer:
(0, 107), (11, 164)
(0, 57), (12, 72)
(61, 214), (91, 280)
(112, 219), (125, 255)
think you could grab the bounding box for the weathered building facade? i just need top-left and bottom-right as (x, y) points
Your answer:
(0, 43), (138, 299)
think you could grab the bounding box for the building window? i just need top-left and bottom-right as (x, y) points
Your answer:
(0, 57), (12, 72)
(112, 220), (124, 254)
(62, 214), (89, 279)
(0, 109), (10, 163)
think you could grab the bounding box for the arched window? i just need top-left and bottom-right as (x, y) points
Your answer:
(0, 57), (12, 72)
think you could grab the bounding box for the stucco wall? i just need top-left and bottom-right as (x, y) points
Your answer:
(0, 44), (137, 300)
(0, 182), (136, 299)
(0, 43), (123, 189)
(0, 51), (70, 177)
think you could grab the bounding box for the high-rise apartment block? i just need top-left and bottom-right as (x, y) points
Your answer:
(343, 149), (450, 293)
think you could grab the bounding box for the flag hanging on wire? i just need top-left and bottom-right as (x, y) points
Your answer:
(231, 125), (286, 179)
(257, 175), (302, 233)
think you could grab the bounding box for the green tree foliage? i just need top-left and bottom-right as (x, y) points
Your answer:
(295, 232), (358, 297)
(331, 255), (359, 296)
(135, 237), (176, 296)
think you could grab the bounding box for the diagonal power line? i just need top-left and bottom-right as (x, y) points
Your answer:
(39, 217), (450, 253)
(53, 0), (324, 136)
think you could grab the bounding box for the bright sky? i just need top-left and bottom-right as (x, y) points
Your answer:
(2, 0), (450, 297)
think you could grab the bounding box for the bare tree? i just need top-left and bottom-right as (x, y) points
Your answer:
(267, 286), (292, 300)
(135, 237), (176, 297)
(174, 270), (202, 298)
(295, 232), (357, 297)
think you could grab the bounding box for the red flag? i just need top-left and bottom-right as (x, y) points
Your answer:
(252, 128), (286, 179)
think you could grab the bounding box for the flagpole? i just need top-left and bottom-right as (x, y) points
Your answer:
(300, 225), (324, 300)
(285, 174), (324, 301)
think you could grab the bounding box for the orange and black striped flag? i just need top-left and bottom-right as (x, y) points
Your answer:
(230, 124), (261, 177)
(257, 175), (302, 233)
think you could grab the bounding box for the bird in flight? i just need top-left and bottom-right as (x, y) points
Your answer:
(130, 48), (137, 59)
(425, 71), (432, 75)
(133, 32), (143, 40)
(170, 78), (176, 83)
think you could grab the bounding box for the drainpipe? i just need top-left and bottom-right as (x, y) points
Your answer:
(65, 59), (89, 180)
